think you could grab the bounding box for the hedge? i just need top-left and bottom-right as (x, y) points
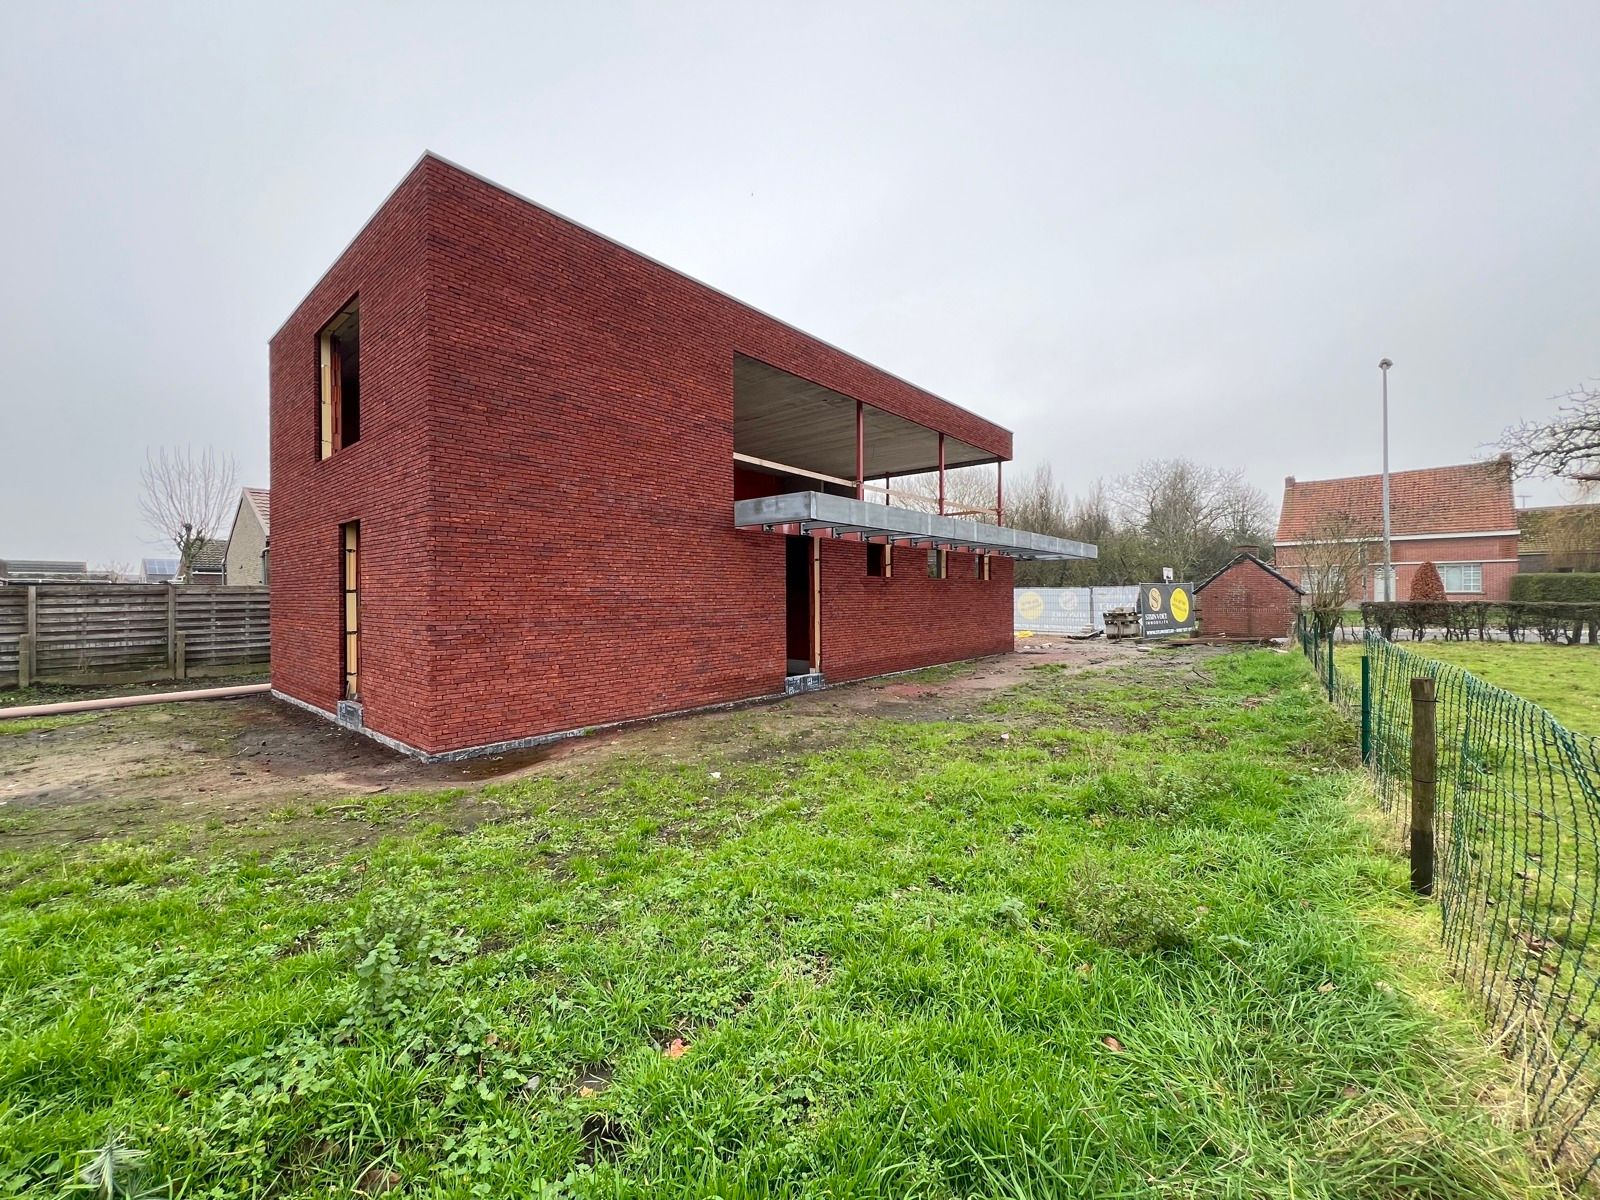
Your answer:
(1509, 573), (1600, 602)
(1355, 600), (1600, 643)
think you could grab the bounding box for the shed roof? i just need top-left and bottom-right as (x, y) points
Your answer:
(1276, 459), (1516, 543)
(1195, 551), (1305, 595)
(187, 539), (227, 574)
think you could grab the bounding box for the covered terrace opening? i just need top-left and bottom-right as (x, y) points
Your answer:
(731, 355), (1095, 682)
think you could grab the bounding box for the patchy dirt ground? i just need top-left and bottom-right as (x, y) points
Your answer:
(0, 637), (1166, 850)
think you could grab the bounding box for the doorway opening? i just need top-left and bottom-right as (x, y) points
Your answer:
(785, 535), (816, 677)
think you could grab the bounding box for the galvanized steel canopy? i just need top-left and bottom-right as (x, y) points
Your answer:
(735, 492), (1098, 561)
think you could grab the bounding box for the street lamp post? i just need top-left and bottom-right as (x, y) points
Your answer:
(1379, 358), (1393, 601)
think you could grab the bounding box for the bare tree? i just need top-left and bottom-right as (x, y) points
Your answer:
(138, 446), (238, 575)
(1296, 511), (1374, 636)
(1528, 504), (1600, 570)
(1007, 463), (1074, 586)
(895, 464), (999, 518)
(1500, 384), (1600, 482)
(1112, 459), (1271, 581)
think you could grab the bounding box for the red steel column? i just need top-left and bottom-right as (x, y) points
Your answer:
(938, 432), (946, 515)
(855, 400), (865, 500)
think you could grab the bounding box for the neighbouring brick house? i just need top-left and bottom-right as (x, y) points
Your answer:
(1195, 547), (1304, 639)
(269, 153), (1094, 760)
(224, 487), (270, 586)
(1275, 458), (1520, 603)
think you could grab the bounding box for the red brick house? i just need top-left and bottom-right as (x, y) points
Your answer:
(1195, 548), (1304, 639)
(268, 153), (1093, 760)
(1274, 459), (1519, 603)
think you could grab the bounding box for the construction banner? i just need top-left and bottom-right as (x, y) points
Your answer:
(1138, 582), (1196, 637)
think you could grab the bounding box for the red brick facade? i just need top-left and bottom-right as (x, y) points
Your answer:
(1273, 535), (1520, 603)
(269, 155), (1015, 758)
(1194, 555), (1303, 639)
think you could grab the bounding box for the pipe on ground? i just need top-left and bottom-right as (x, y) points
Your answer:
(0, 683), (270, 721)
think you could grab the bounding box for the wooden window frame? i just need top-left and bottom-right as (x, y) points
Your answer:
(318, 297), (360, 461)
(342, 522), (360, 700)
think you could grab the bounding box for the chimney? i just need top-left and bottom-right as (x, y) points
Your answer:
(1284, 475), (1295, 488)
(1234, 543), (1262, 558)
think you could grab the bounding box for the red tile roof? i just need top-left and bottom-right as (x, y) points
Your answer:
(1276, 459), (1516, 543)
(243, 487), (270, 536)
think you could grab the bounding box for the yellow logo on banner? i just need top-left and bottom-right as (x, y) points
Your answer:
(1147, 587), (1163, 613)
(1018, 591), (1045, 620)
(1170, 587), (1190, 623)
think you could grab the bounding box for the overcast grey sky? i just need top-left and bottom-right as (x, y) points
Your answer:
(2, 2), (1595, 565)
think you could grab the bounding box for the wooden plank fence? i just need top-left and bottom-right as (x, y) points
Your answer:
(0, 584), (268, 689)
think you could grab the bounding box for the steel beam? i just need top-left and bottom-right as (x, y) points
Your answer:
(734, 491), (1096, 561)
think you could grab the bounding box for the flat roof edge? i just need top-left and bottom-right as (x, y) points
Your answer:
(272, 151), (1012, 450)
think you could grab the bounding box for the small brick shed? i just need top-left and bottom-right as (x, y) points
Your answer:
(268, 153), (1095, 760)
(1195, 549), (1305, 640)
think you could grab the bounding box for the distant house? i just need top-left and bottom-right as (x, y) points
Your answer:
(224, 487), (270, 586)
(1518, 504), (1600, 574)
(1275, 458), (1520, 602)
(141, 557), (180, 583)
(0, 559), (113, 584)
(181, 539), (227, 584)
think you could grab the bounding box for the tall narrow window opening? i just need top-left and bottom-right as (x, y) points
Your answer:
(342, 522), (360, 700)
(319, 298), (361, 459)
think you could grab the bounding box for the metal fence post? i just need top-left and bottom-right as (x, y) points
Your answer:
(1360, 653), (1372, 764)
(1410, 676), (1437, 895)
(1325, 628), (1335, 701)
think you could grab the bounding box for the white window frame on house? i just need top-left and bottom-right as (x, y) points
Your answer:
(1302, 566), (1345, 595)
(1440, 563), (1483, 593)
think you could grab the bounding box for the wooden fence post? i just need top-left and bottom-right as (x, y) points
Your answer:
(21, 584), (38, 688)
(174, 630), (187, 681)
(1410, 676), (1437, 895)
(167, 586), (178, 677)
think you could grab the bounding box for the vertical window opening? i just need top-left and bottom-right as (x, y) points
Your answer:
(867, 543), (889, 578)
(318, 298), (361, 459)
(342, 522), (360, 700)
(927, 548), (948, 580)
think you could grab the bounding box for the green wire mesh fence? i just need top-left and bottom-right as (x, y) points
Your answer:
(1298, 618), (1600, 1183)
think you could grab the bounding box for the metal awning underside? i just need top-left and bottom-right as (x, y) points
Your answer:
(735, 491), (1098, 561)
(734, 356), (998, 478)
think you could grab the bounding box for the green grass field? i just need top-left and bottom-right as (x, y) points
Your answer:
(1336, 640), (1600, 736)
(0, 652), (1561, 1197)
